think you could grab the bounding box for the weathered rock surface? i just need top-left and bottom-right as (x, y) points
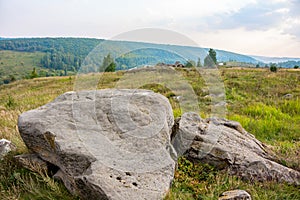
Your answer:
(219, 189), (251, 200)
(18, 89), (176, 200)
(172, 112), (300, 185)
(0, 139), (16, 159)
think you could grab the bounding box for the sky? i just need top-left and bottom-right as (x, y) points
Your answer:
(0, 0), (300, 57)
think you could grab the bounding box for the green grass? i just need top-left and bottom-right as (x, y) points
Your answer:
(0, 50), (46, 84)
(0, 153), (79, 200)
(221, 68), (300, 172)
(0, 67), (299, 199)
(165, 157), (300, 200)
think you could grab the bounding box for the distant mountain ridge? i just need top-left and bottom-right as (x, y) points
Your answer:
(252, 55), (300, 63)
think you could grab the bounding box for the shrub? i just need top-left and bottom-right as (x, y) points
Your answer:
(5, 95), (17, 109)
(270, 64), (277, 72)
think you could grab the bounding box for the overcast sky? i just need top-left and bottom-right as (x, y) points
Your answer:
(1, 0), (300, 57)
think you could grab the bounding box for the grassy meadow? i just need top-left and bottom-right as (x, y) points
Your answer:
(0, 67), (299, 199)
(0, 51), (46, 84)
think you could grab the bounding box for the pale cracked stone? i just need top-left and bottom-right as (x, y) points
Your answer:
(18, 89), (176, 200)
(219, 189), (251, 200)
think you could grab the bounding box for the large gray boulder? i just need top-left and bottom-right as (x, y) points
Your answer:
(18, 89), (176, 200)
(172, 112), (300, 185)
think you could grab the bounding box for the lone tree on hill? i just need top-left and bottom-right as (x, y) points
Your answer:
(204, 48), (217, 67)
(294, 65), (299, 69)
(102, 53), (116, 72)
(197, 57), (202, 67)
(185, 60), (196, 68)
(30, 67), (38, 79)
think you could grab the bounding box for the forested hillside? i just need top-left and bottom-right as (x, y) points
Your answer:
(0, 38), (101, 75)
(278, 60), (300, 68)
(0, 38), (101, 56)
(0, 38), (258, 76)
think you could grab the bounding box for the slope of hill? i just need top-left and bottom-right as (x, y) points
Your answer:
(0, 37), (258, 72)
(0, 38), (104, 83)
(0, 37), (101, 57)
(0, 50), (45, 84)
(0, 38), (258, 63)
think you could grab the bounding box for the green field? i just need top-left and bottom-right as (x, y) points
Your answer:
(0, 67), (299, 199)
(0, 50), (46, 84)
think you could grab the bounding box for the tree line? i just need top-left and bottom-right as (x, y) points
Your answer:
(40, 51), (81, 75)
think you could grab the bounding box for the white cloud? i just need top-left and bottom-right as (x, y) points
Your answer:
(143, 0), (256, 25)
(187, 27), (300, 57)
(273, 8), (290, 14)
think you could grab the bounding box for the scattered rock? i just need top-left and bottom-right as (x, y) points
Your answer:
(0, 139), (16, 159)
(282, 94), (293, 99)
(18, 89), (176, 200)
(171, 112), (300, 185)
(156, 61), (185, 68)
(214, 101), (227, 107)
(219, 189), (251, 200)
(172, 96), (182, 101)
(173, 61), (184, 68)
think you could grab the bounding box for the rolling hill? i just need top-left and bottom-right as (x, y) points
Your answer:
(0, 38), (258, 82)
(0, 37), (258, 66)
(0, 50), (45, 84)
(0, 37), (299, 84)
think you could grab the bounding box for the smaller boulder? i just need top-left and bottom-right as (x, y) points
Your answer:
(219, 190), (251, 200)
(0, 139), (16, 159)
(282, 94), (293, 99)
(171, 112), (300, 185)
